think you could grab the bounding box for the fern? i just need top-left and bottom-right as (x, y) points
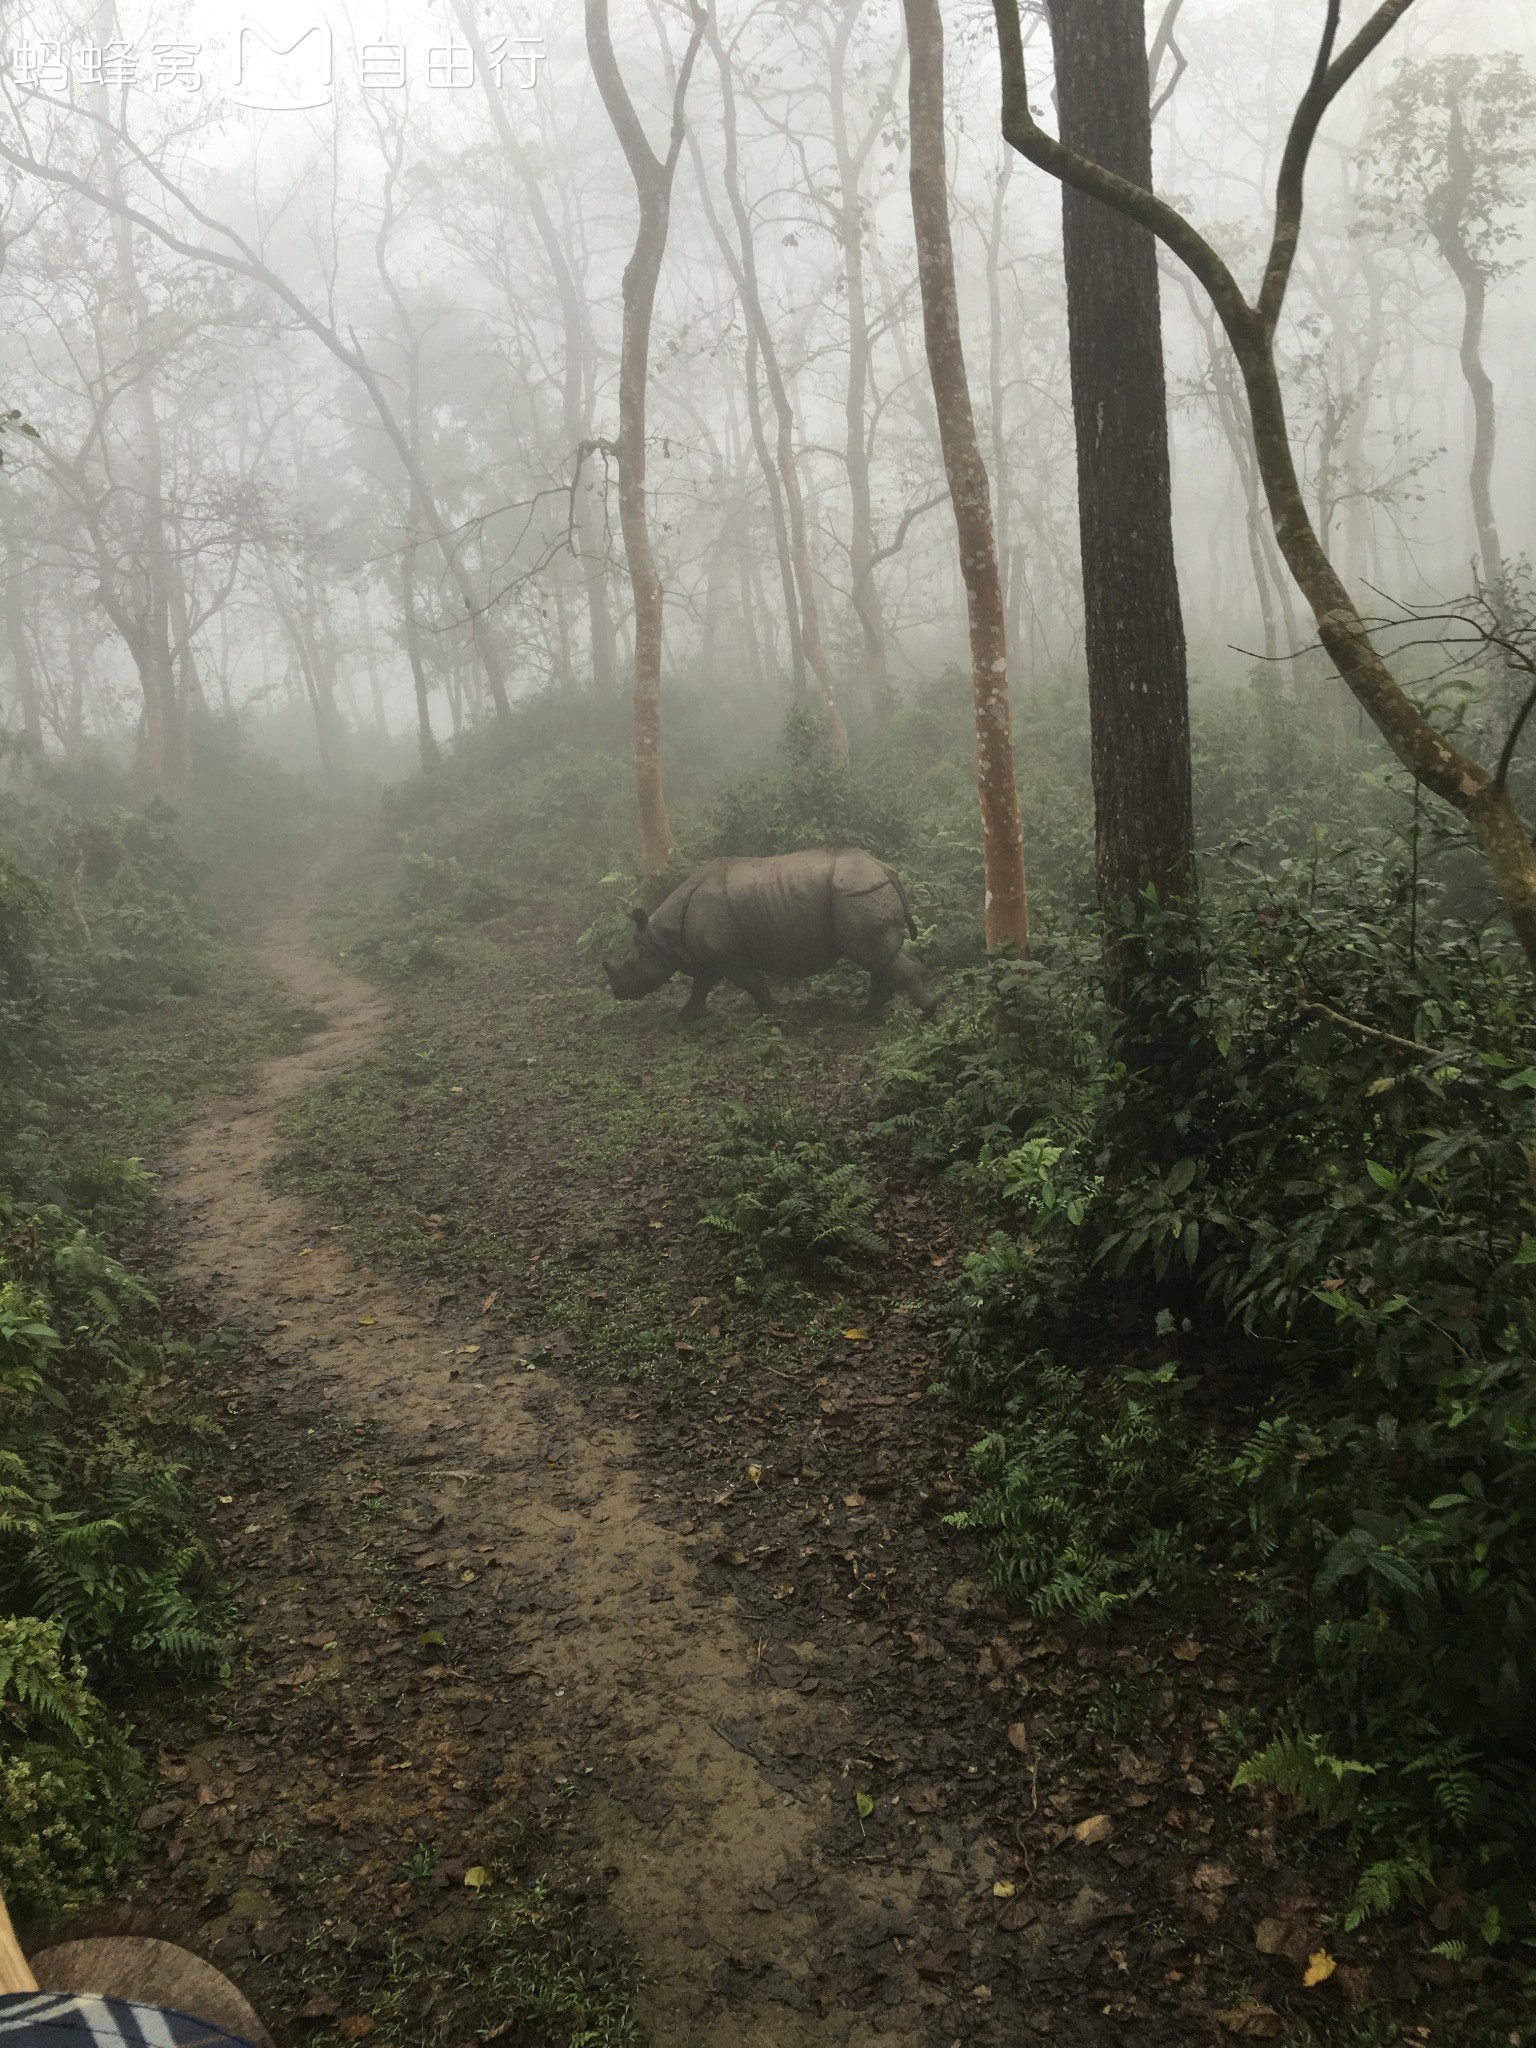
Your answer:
(1231, 1730), (1375, 1825)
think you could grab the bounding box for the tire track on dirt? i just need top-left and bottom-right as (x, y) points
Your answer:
(161, 880), (946, 2048)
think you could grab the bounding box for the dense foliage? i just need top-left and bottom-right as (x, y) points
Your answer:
(0, 749), (249, 1916)
(885, 811), (1536, 1944)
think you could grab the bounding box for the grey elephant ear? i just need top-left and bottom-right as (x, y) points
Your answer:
(629, 906), (649, 931)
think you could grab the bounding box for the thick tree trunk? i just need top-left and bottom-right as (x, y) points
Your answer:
(1048, 0), (1195, 973)
(903, 0), (1029, 954)
(586, 0), (706, 873)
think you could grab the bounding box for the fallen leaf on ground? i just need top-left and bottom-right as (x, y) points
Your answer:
(464, 1866), (489, 1890)
(195, 1781), (234, 1806)
(1302, 1949), (1336, 1987)
(855, 1792), (875, 1819)
(904, 1784), (944, 1813)
(1072, 1813), (1114, 1846)
(1214, 2001), (1283, 2039)
(278, 1662), (317, 1688)
(841, 1328), (869, 1341)
(295, 1995), (338, 2020)
(992, 1880), (1016, 1899)
(337, 2020), (376, 2042)
(1194, 1859), (1238, 1892)
(1171, 1638), (1205, 1662)
(997, 1897), (1039, 1933)
(1254, 1917), (1296, 1956)
(1006, 1722), (1030, 1754)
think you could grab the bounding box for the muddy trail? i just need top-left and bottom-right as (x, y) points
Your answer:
(123, 866), (1444, 2048)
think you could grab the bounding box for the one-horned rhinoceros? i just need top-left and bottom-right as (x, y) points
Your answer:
(603, 848), (937, 1021)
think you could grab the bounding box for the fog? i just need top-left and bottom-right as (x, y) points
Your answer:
(4, 0), (1533, 766)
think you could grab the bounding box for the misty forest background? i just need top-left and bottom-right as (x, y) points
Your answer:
(6, 0), (1536, 2012)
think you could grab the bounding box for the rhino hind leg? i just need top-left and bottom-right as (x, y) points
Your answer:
(680, 972), (719, 1020)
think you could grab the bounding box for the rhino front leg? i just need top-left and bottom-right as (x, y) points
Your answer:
(680, 972), (719, 1020)
(730, 968), (780, 1013)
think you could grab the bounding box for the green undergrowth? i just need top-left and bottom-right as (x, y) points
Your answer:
(884, 814), (1536, 1959)
(294, 1874), (643, 2048)
(1, 738), (321, 1920)
(266, 926), (893, 1399)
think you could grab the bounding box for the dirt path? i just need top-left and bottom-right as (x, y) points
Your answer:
(158, 880), (977, 2047)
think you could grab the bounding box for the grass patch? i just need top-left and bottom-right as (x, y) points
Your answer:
(56, 937), (323, 1173)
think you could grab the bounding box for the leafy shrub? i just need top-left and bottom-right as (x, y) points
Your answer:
(947, 1354), (1235, 1621)
(899, 818), (1536, 1941)
(701, 1102), (884, 1297)
(0, 1195), (226, 1682)
(51, 802), (214, 1019)
(0, 1616), (147, 1919)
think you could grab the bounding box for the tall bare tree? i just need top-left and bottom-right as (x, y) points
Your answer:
(692, 15), (848, 754)
(1359, 53), (1536, 605)
(902, 0), (1029, 954)
(584, 0), (709, 873)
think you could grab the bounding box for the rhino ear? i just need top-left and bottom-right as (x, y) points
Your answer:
(628, 906), (649, 932)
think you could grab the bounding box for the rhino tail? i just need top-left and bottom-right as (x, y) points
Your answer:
(886, 865), (918, 941)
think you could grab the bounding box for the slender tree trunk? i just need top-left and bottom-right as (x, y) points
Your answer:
(985, 153), (1017, 691)
(1047, 0), (1195, 979)
(398, 546), (439, 771)
(1434, 105), (1504, 600)
(3, 511), (42, 744)
(903, 0), (1029, 953)
(455, 0), (617, 693)
(828, 0), (894, 722)
(744, 326), (805, 699)
(66, 609), (88, 747)
(94, 41), (180, 789)
(357, 583), (388, 737)
(585, 0), (707, 873)
(738, 522), (767, 697)
(695, 26), (846, 748)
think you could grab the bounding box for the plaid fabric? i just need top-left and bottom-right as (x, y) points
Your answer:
(0, 1994), (261, 2048)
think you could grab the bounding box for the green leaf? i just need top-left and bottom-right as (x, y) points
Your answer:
(1164, 1157), (1197, 1196)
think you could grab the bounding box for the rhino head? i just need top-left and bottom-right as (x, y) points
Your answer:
(603, 906), (676, 1002)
